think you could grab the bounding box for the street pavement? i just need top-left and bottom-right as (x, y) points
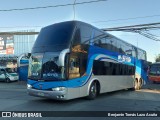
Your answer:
(0, 81), (160, 120)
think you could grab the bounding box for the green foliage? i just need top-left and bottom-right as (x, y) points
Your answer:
(155, 54), (160, 62)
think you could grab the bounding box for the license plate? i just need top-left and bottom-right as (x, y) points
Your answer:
(38, 92), (45, 96)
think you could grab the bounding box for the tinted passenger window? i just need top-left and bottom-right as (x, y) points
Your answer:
(93, 60), (135, 75)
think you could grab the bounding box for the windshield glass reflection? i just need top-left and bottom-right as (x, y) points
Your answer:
(28, 53), (43, 79)
(42, 52), (65, 80)
(28, 52), (65, 80)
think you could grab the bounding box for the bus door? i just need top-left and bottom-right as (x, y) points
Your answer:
(68, 54), (80, 79)
(67, 53), (81, 98)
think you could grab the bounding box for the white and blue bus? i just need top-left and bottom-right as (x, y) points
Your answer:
(27, 21), (147, 100)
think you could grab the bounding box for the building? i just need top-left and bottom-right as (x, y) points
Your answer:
(0, 29), (37, 57)
(0, 30), (37, 67)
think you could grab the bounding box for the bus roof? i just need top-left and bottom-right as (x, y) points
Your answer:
(60, 20), (146, 53)
(39, 20), (146, 54)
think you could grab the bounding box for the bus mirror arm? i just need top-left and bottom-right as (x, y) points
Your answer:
(58, 49), (70, 66)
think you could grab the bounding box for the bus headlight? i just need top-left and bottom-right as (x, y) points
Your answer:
(27, 84), (32, 89)
(52, 87), (66, 91)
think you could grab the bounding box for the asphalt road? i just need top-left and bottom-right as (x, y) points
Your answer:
(0, 81), (160, 120)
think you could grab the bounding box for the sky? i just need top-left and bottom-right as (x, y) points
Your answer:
(0, 0), (160, 62)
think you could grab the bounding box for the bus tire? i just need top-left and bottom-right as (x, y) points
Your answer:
(139, 78), (143, 88)
(87, 82), (98, 100)
(6, 78), (10, 83)
(134, 79), (139, 90)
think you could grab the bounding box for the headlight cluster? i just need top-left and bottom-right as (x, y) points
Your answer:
(27, 84), (32, 89)
(52, 87), (66, 91)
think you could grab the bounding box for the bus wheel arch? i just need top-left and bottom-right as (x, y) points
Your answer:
(87, 79), (100, 100)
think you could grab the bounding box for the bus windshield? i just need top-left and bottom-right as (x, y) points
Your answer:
(149, 64), (160, 75)
(28, 52), (65, 80)
(42, 52), (65, 80)
(32, 22), (74, 53)
(28, 53), (43, 79)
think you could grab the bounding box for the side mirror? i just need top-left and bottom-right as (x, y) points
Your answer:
(58, 49), (70, 66)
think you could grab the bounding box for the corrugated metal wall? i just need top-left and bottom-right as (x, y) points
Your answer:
(14, 30), (37, 56)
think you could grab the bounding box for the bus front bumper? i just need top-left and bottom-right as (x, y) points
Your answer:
(27, 88), (68, 100)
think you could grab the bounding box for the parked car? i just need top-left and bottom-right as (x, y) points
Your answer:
(0, 67), (19, 83)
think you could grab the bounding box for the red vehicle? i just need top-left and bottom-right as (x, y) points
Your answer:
(148, 62), (160, 83)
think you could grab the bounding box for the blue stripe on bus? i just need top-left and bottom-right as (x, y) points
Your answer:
(28, 54), (136, 89)
(28, 54), (98, 89)
(28, 46), (141, 89)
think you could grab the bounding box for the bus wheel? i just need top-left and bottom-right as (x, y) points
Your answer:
(134, 79), (139, 90)
(139, 79), (143, 88)
(87, 82), (98, 100)
(5, 78), (10, 83)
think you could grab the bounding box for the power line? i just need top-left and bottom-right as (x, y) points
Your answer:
(93, 14), (160, 23)
(102, 22), (160, 31)
(1, 21), (160, 41)
(73, 0), (77, 20)
(103, 26), (160, 32)
(102, 22), (160, 41)
(0, 0), (107, 12)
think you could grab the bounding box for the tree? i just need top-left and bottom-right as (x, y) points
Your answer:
(155, 54), (160, 62)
